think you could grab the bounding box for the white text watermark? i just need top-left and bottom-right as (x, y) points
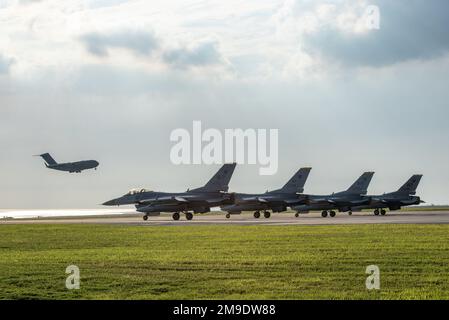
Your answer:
(170, 121), (278, 175)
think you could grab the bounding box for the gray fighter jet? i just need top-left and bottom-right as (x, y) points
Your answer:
(292, 172), (374, 218)
(102, 163), (237, 221)
(34, 153), (99, 173)
(221, 167), (311, 219)
(352, 175), (423, 215)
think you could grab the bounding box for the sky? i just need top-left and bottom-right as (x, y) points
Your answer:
(1, 0), (449, 208)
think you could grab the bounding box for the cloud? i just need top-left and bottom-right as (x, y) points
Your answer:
(163, 41), (224, 68)
(19, 0), (43, 4)
(278, 0), (449, 67)
(0, 54), (14, 74)
(80, 30), (159, 57)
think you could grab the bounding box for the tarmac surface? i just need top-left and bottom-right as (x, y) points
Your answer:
(2, 210), (449, 226)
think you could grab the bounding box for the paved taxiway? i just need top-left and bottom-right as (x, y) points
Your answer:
(2, 211), (449, 226)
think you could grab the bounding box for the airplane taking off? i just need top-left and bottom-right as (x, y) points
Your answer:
(221, 167), (311, 219)
(102, 163), (237, 221)
(292, 172), (374, 218)
(353, 175), (424, 215)
(34, 153), (99, 173)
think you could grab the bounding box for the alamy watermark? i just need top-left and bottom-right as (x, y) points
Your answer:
(363, 5), (380, 30)
(170, 121), (279, 175)
(365, 265), (380, 290)
(65, 265), (80, 290)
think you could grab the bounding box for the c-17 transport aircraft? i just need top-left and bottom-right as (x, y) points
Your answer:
(221, 167), (311, 219)
(102, 163), (237, 221)
(292, 172), (375, 218)
(34, 153), (99, 173)
(352, 174), (424, 215)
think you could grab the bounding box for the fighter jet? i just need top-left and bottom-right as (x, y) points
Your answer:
(102, 163), (237, 221)
(34, 153), (99, 173)
(292, 172), (374, 218)
(221, 167), (311, 219)
(352, 175), (423, 215)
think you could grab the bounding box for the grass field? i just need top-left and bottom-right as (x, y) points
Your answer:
(1, 224), (449, 299)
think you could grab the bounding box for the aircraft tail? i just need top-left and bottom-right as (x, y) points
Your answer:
(38, 153), (57, 166)
(346, 172), (374, 195)
(396, 175), (423, 195)
(278, 167), (312, 193)
(192, 163), (237, 192)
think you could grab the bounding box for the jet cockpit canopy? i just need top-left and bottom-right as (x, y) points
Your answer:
(126, 188), (152, 196)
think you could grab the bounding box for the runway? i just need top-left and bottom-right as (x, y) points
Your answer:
(2, 210), (449, 226)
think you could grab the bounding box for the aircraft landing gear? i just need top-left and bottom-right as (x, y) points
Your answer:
(295, 212), (299, 218)
(374, 209), (380, 216)
(380, 209), (386, 216)
(321, 211), (328, 218)
(185, 212), (193, 220)
(348, 211), (352, 216)
(226, 213), (231, 219)
(264, 211), (271, 219)
(254, 211), (261, 219)
(329, 211), (336, 218)
(143, 215), (148, 221)
(172, 212), (180, 221)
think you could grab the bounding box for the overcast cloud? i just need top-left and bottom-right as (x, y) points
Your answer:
(81, 30), (159, 57)
(0, 0), (448, 208)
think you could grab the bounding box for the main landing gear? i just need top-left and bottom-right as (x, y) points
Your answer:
(374, 209), (386, 216)
(321, 210), (336, 218)
(171, 212), (193, 221)
(143, 215), (148, 221)
(226, 213), (231, 219)
(254, 211), (271, 219)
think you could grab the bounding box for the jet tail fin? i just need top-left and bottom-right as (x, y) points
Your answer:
(36, 153), (57, 166)
(397, 175), (423, 195)
(346, 172), (374, 195)
(191, 163), (237, 192)
(278, 167), (312, 193)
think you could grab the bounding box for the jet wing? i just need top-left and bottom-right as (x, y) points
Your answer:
(309, 198), (369, 206)
(284, 198), (307, 204)
(138, 196), (189, 205)
(400, 199), (420, 206)
(203, 198), (229, 204)
(237, 196), (269, 204)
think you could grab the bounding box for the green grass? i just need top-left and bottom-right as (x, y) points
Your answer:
(1, 224), (449, 299)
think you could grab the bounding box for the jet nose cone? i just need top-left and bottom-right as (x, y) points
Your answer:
(102, 199), (118, 206)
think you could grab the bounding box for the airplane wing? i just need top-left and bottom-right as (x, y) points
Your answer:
(309, 198), (369, 206)
(237, 196), (269, 203)
(138, 196), (189, 205)
(284, 198), (306, 204)
(400, 199), (419, 205)
(203, 198), (230, 204)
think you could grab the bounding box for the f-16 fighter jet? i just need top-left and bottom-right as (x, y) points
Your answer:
(34, 153), (99, 173)
(292, 172), (374, 218)
(221, 167), (311, 219)
(352, 175), (423, 215)
(102, 163), (237, 221)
